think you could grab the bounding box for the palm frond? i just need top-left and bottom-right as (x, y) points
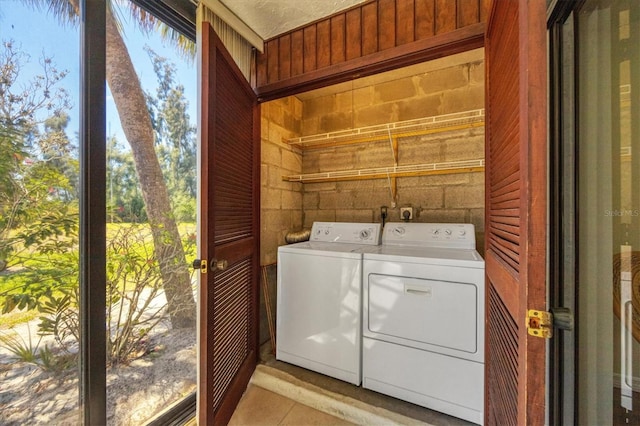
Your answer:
(113, 0), (195, 61)
(157, 24), (196, 62)
(20, 0), (80, 27)
(20, 0), (195, 60)
(119, 0), (156, 34)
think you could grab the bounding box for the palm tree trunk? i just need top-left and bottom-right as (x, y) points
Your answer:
(104, 7), (195, 328)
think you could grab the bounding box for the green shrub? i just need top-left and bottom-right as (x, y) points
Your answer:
(1, 222), (196, 371)
(0, 325), (42, 364)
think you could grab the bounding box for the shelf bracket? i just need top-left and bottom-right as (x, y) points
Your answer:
(392, 137), (399, 166)
(387, 129), (399, 166)
(386, 173), (398, 207)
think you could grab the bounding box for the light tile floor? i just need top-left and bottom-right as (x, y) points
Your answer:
(228, 385), (354, 426)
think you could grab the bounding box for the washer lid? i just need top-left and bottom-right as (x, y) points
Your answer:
(362, 246), (485, 268)
(278, 241), (367, 258)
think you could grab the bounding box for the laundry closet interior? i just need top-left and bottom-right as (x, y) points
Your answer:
(258, 47), (486, 424)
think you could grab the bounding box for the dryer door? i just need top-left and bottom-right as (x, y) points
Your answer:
(367, 273), (478, 354)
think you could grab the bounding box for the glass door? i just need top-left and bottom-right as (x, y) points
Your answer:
(573, 1), (640, 424)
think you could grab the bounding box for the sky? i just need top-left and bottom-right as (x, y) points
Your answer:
(0, 0), (197, 146)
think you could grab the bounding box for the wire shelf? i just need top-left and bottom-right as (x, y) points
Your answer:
(285, 109), (485, 150)
(283, 159), (485, 183)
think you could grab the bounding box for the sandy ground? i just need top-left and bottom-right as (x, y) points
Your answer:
(0, 320), (196, 425)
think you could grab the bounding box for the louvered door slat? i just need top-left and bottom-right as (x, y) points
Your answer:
(213, 53), (255, 245)
(212, 260), (250, 409)
(490, 222), (520, 236)
(488, 286), (519, 426)
(490, 179), (520, 198)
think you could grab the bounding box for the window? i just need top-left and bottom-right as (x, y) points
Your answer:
(0, 1), (197, 423)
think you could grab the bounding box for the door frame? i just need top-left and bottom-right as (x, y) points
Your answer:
(195, 2), (555, 423)
(547, 1), (579, 424)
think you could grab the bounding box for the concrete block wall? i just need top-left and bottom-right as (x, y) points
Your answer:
(300, 57), (486, 253)
(302, 60), (484, 133)
(260, 96), (303, 266)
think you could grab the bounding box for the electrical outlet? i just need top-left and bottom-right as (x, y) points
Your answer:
(400, 207), (413, 220)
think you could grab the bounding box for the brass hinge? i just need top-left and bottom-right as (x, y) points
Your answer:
(527, 309), (553, 339)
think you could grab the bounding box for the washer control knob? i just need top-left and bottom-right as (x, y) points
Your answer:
(459, 229), (467, 236)
(392, 226), (406, 236)
(444, 229), (452, 236)
(432, 228), (440, 235)
(359, 229), (371, 239)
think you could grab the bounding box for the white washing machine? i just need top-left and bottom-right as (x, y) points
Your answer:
(277, 222), (382, 385)
(362, 223), (485, 424)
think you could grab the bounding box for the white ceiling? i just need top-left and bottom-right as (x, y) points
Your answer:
(218, 0), (368, 40)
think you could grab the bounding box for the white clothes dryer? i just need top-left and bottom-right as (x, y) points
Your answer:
(362, 223), (485, 424)
(277, 222), (382, 385)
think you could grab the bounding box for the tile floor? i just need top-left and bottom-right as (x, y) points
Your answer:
(259, 343), (471, 425)
(187, 342), (473, 425)
(228, 385), (354, 426)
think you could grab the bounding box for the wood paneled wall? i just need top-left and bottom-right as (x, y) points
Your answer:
(255, 0), (489, 100)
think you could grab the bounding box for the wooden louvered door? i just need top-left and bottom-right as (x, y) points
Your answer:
(484, 0), (547, 425)
(198, 22), (260, 425)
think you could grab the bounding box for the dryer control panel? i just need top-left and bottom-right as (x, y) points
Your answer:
(383, 223), (476, 249)
(310, 222), (382, 245)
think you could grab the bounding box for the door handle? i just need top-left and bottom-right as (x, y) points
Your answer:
(620, 245), (633, 410)
(211, 258), (228, 271)
(549, 307), (574, 331)
(192, 258), (227, 273)
(405, 285), (432, 296)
